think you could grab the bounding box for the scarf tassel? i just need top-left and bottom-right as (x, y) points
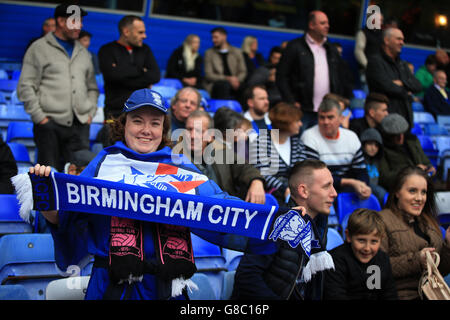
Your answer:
(10, 173), (33, 223)
(301, 251), (335, 283)
(171, 277), (199, 297)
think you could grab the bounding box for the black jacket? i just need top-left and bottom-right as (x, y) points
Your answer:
(366, 50), (422, 128)
(276, 35), (346, 112)
(0, 136), (17, 194)
(231, 213), (328, 300)
(423, 85), (450, 119)
(98, 41), (160, 119)
(324, 242), (398, 300)
(165, 46), (203, 88)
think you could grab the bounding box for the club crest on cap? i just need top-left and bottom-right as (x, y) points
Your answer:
(123, 89), (168, 114)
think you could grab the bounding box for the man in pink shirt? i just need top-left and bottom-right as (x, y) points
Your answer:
(277, 11), (348, 130)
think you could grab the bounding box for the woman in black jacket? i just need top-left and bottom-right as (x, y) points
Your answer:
(166, 34), (203, 89)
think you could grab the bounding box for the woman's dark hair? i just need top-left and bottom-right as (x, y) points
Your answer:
(385, 166), (439, 230)
(108, 111), (172, 151)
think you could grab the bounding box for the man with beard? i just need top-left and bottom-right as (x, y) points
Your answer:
(98, 15), (160, 121)
(203, 27), (247, 100)
(243, 85), (271, 139)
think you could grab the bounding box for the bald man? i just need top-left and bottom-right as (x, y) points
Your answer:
(276, 10), (347, 130)
(366, 27), (422, 130)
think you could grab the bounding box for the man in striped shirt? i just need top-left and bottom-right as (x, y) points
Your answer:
(301, 98), (372, 199)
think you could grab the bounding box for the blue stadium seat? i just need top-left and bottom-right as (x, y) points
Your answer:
(206, 99), (243, 113)
(222, 248), (243, 271)
(191, 233), (227, 299)
(0, 79), (17, 91)
(0, 69), (8, 80)
(413, 111), (435, 125)
(11, 70), (21, 81)
(7, 142), (33, 173)
(89, 123), (103, 146)
(412, 101), (424, 112)
(336, 192), (381, 231)
(417, 134), (439, 168)
(437, 115), (450, 133)
(152, 85), (178, 101)
(220, 270), (236, 300)
(97, 93), (105, 107)
(0, 284), (30, 300)
(326, 228), (344, 250)
(0, 233), (63, 300)
(423, 123), (448, 136)
(411, 123), (423, 136)
(353, 89), (367, 100)
(349, 97), (365, 109)
(6, 121), (35, 162)
(351, 108), (364, 119)
(0, 194), (32, 235)
(188, 273), (216, 300)
(156, 78), (183, 90)
(198, 89), (210, 100)
(45, 276), (90, 300)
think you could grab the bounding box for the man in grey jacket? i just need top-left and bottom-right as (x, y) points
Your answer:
(203, 27), (247, 100)
(17, 4), (99, 172)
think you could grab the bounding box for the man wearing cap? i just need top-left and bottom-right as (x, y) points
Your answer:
(98, 15), (160, 121)
(378, 113), (435, 189)
(17, 3), (99, 172)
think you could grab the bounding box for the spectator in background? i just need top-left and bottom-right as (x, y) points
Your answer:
(250, 102), (319, 206)
(378, 113), (436, 191)
(169, 87), (201, 139)
(360, 128), (387, 206)
(301, 98), (371, 199)
(232, 160), (337, 300)
(380, 167), (450, 300)
(241, 35), (265, 83)
(247, 46), (283, 108)
(17, 4), (98, 172)
(423, 70), (450, 119)
(25, 17), (56, 53)
(435, 49), (450, 80)
(78, 30), (100, 75)
(366, 27), (422, 130)
(166, 34), (203, 89)
(0, 136), (18, 194)
(333, 42), (355, 100)
(349, 92), (389, 137)
(243, 85), (271, 138)
(98, 15), (160, 121)
(64, 149), (96, 176)
(213, 107), (252, 162)
(204, 27), (247, 100)
(322, 92), (351, 129)
(324, 208), (398, 300)
(276, 10), (346, 130)
(414, 54), (437, 99)
(177, 110), (266, 204)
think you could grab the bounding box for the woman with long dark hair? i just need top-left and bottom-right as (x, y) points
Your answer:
(380, 166), (450, 300)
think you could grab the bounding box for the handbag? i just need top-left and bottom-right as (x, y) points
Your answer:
(418, 251), (450, 300)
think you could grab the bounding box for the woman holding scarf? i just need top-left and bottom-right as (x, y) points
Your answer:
(30, 89), (241, 300)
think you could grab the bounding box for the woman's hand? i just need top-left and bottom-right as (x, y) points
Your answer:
(29, 164), (59, 225)
(419, 247), (436, 270)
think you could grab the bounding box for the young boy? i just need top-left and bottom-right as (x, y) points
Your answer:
(360, 128), (387, 206)
(324, 209), (398, 300)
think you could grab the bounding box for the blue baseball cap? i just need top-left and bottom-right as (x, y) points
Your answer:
(123, 89), (168, 114)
